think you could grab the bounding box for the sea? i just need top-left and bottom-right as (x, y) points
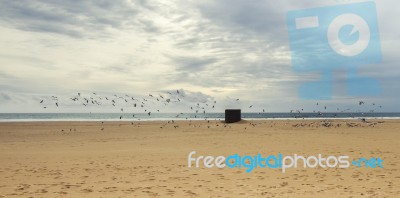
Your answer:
(0, 112), (400, 122)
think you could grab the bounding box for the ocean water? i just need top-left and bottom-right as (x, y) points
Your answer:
(0, 112), (399, 122)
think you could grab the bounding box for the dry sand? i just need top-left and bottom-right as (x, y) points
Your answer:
(0, 119), (399, 197)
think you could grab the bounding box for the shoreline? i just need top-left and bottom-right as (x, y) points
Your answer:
(1, 117), (400, 123)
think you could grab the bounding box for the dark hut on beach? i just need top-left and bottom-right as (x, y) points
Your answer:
(225, 109), (241, 123)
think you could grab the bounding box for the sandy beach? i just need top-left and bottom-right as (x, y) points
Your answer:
(0, 119), (399, 197)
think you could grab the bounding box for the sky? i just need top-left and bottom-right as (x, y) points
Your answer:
(0, 0), (399, 113)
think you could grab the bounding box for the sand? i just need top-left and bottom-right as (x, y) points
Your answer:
(0, 119), (399, 197)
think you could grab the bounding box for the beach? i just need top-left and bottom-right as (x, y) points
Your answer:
(0, 119), (399, 197)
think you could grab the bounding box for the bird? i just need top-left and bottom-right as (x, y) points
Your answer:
(40, 100), (43, 103)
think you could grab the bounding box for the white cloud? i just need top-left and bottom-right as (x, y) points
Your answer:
(0, 0), (398, 112)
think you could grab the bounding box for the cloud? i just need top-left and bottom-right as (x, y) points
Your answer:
(0, 0), (399, 112)
(171, 56), (217, 72)
(0, 0), (139, 38)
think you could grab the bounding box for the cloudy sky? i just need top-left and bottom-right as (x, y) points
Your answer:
(0, 0), (398, 113)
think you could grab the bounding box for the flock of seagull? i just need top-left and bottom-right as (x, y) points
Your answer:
(39, 90), (224, 120)
(38, 89), (383, 122)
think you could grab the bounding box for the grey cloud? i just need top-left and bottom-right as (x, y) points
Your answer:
(196, 0), (290, 46)
(0, 0), (139, 38)
(137, 19), (160, 33)
(0, 93), (11, 102)
(171, 56), (217, 72)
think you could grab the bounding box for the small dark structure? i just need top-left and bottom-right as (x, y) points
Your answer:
(225, 109), (241, 123)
